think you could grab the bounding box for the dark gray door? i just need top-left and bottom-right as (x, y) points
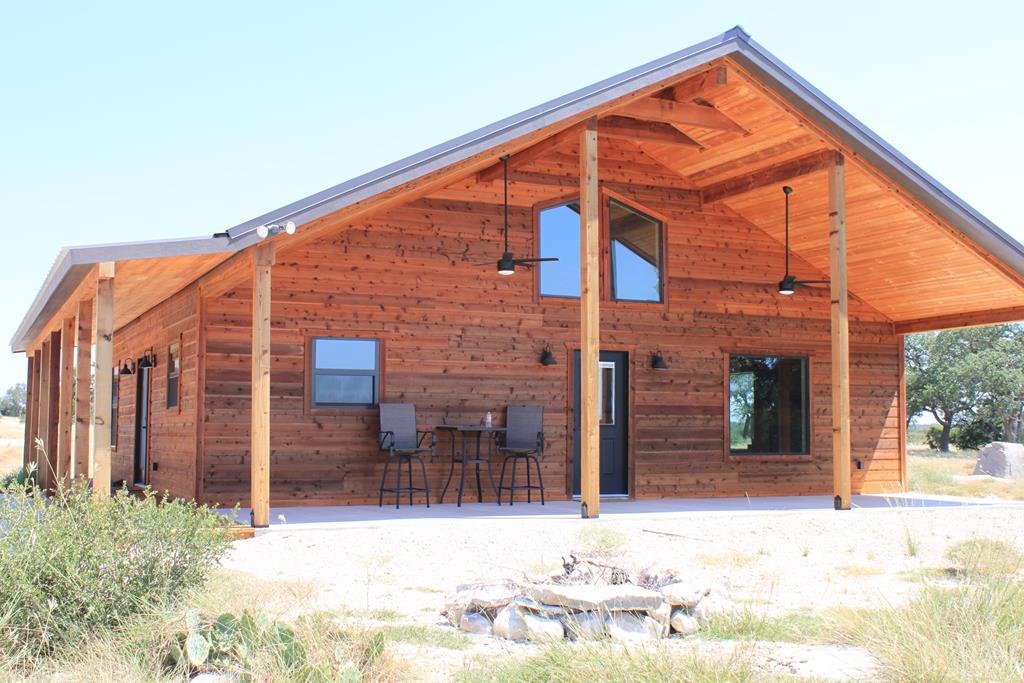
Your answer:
(133, 365), (152, 486)
(573, 350), (629, 496)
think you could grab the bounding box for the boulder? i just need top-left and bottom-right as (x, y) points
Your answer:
(974, 442), (1024, 479)
(459, 612), (492, 635)
(492, 604), (528, 641)
(444, 582), (518, 626)
(562, 611), (607, 640)
(692, 593), (739, 626)
(670, 609), (700, 635)
(605, 613), (662, 642)
(649, 601), (672, 637)
(660, 582), (710, 609)
(525, 583), (665, 612)
(521, 610), (565, 641)
(514, 596), (565, 618)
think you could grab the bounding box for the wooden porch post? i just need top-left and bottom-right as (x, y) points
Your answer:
(579, 119), (600, 518)
(829, 153), (852, 510)
(29, 349), (42, 471)
(74, 298), (94, 479)
(251, 244), (275, 528)
(92, 263), (115, 498)
(37, 339), (53, 487)
(57, 317), (76, 485)
(44, 330), (61, 487)
(23, 355), (36, 468)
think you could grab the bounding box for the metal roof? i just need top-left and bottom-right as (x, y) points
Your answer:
(12, 26), (1024, 351)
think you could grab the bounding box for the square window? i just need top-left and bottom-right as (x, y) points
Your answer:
(311, 338), (379, 407)
(729, 355), (809, 455)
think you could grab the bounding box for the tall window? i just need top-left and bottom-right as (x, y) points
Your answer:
(609, 199), (663, 302)
(538, 201), (581, 297)
(729, 355), (809, 455)
(167, 342), (180, 409)
(311, 338), (380, 407)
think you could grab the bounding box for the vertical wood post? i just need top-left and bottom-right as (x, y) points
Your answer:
(44, 330), (61, 487)
(23, 355), (36, 467)
(579, 119), (601, 519)
(74, 299), (94, 479)
(57, 317), (76, 485)
(29, 350), (42, 470)
(251, 244), (275, 528)
(37, 339), (53, 488)
(829, 153), (852, 510)
(92, 263), (115, 499)
(897, 334), (907, 491)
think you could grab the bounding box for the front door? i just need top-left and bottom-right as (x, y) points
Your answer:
(573, 350), (629, 496)
(133, 364), (152, 486)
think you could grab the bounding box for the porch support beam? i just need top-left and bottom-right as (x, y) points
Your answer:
(829, 154), (852, 511)
(893, 306), (1024, 335)
(597, 116), (702, 148)
(700, 149), (839, 205)
(43, 331), (61, 488)
(57, 317), (76, 485)
(92, 263), (115, 498)
(579, 119), (600, 519)
(37, 339), (53, 488)
(28, 349), (42, 469)
(251, 243), (275, 528)
(23, 355), (36, 468)
(74, 298), (94, 479)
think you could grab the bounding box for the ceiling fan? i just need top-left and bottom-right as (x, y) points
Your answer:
(777, 185), (829, 295)
(483, 155), (558, 276)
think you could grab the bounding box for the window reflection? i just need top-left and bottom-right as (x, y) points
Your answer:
(609, 200), (662, 302)
(729, 355), (809, 454)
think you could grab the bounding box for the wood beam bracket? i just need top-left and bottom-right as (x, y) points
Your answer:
(701, 149), (840, 204)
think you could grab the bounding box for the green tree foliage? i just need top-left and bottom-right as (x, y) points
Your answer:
(0, 383), (26, 418)
(906, 324), (1024, 451)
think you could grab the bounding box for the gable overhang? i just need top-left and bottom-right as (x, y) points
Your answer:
(13, 26), (1024, 352)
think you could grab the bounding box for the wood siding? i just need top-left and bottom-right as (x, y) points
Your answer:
(112, 287), (199, 496)
(198, 137), (903, 506)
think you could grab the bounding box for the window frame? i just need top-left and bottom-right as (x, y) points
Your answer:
(606, 196), (665, 304)
(111, 368), (120, 450)
(306, 336), (382, 411)
(534, 194), (584, 301)
(724, 352), (813, 459)
(167, 340), (181, 410)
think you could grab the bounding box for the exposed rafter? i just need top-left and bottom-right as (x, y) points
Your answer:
(660, 65), (729, 102)
(476, 122), (585, 183)
(615, 97), (746, 133)
(700, 149), (839, 204)
(598, 115), (702, 148)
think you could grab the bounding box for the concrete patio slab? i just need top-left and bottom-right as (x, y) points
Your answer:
(219, 493), (1023, 532)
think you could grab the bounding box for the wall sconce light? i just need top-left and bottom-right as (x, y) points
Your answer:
(137, 348), (156, 370)
(119, 359), (135, 376)
(256, 221), (297, 240)
(539, 345), (557, 366)
(651, 350), (669, 370)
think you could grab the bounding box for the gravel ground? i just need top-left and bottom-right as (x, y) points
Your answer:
(222, 503), (1024, 679)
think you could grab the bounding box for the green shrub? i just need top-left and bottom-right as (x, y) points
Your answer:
(0, 462), (36, 489)
(945, 538), (1023, 578)
(0, 479), (232, 663)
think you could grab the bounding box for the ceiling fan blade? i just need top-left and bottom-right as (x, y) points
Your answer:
(514, 257), (560, 264)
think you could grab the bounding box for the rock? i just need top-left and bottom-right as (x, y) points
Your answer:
(459, 612), (492, 635)
(649, 601), (672, 637)
(190, 674), (239, 683)
(562, 611), (607, 640)
(521, 610), (565, 641)
(660, 582), (710, 609)
(526, 583), (665, 612)
(670, 608), (700, 635)
(514, 596), (565, 618)
(493, 605), (564, 641)
(605, 613), (662, 642)
(974, 442), (1024, 479)
(492, 604), (528, 641)
(692, 593), (739, 626)
(444, 582), (518, 626)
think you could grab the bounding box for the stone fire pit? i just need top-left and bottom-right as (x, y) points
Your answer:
(442, 556), (737, 642)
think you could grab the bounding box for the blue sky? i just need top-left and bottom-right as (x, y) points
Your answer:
(1, 1), (1022, 391)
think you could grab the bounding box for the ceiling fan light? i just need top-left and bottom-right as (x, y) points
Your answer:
(497, 252), (516, 276)
(778, 275), (796, 296)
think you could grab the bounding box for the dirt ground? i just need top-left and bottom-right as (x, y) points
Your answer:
(0, 416), (23, 476)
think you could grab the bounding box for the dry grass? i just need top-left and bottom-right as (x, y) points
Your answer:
(0, 416), (23, 477)
(907, 451), (1024, 500)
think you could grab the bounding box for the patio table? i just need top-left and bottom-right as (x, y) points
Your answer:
(435, 424), (505, 506)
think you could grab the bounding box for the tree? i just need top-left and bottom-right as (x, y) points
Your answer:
(904, 325), (1022, 452)
(0, 383), (27, 418)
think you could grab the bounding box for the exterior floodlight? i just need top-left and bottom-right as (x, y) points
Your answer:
(284, 221), (296, 235)
(256, 224), (270, 239)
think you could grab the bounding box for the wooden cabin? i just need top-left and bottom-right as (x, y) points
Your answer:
(13, 28), (1024, 524)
